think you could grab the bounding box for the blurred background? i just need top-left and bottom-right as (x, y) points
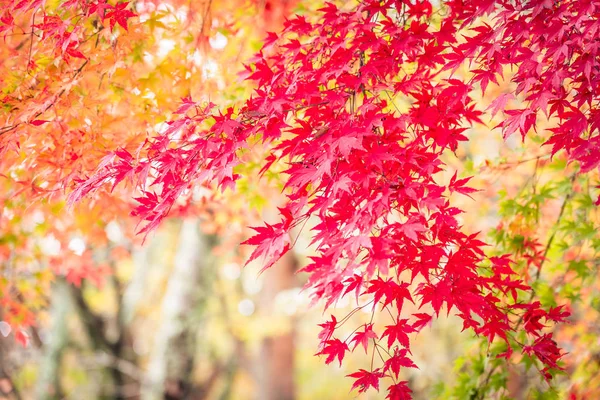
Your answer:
(0, 214), (474, 400)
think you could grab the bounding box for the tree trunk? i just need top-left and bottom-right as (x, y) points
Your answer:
(256, 251), (298, 400)
(0, 317), (22, 400)
(121, 243), (152, 325)
(36, 279), (70, 400)
(141, 218), (215, 400)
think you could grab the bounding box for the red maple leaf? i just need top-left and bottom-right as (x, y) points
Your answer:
(411, 313), (433, 332)
(546, 305), (570, 323)
(366, 278), (413, 313)
(350, 324), (378, 353)
(242, 222), (291, 272)
(381, 318), (414, 348)
(317, 315), (337, 347)
(522, 303), (547, 335)
(386, 381), (413, 400)
(523, 333), (564, 372)
(400, 219), (428, 241)
(343, 274), (364, 303)
(89, 0), (112, 18)
(104, 2), (136, 31)
(449, 172), (479, 199)
(347, 368), (383, 393)
(316, 339), (349, 366)
(383, 348), (418, 378)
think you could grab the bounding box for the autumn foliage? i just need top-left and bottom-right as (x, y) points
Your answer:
(2, 0), (600, 398)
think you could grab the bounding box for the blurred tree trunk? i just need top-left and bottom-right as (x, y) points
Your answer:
(0, 318), (21, 400)
(256, 251), (298, 400)
(0, 359), (21, 400)
(36, 279), (70, 400)
(141, 219), (215, 400)
(70, 282), (130, 399)
(507, 367), (527, 399)
(121, 243), (152, 325)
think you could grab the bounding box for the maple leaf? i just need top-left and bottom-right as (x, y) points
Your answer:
(522, 303), (547, 335)
(174, 96), (197, 115)
(383, 348), (418, 378)
(366, 278), (413, 313)
(342, 274), (364, 303)
(104, 2), (136, 31)
(89, 0), (112, 18)
(347, 369), (383, 393)
(400, 219), (427, 242)
(546, 305), (570, 323)
(242, 222), (291, 272)
(489, 255), (516, 276)
(262, 31), (279, 49)
(411, 313), (432, 332)
(386, 381), (413, 400)
(478, 318), (510, 344)
(418, 281), (450, 316)
(381, 318), (414, 348)
(449, 172), (479, 199)
(65, 42), (86, 60)
(0, 12), (15, 35)
(350, 324), (378, 353)
(498, 108), (537, 140)
(331, 135), (364, 157)
(316, 339), (349, 366)
(523, 334), (564, 371)
(317, 315), (337, 347)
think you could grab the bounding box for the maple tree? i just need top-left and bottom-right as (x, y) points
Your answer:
(2, 0), (600, 398)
